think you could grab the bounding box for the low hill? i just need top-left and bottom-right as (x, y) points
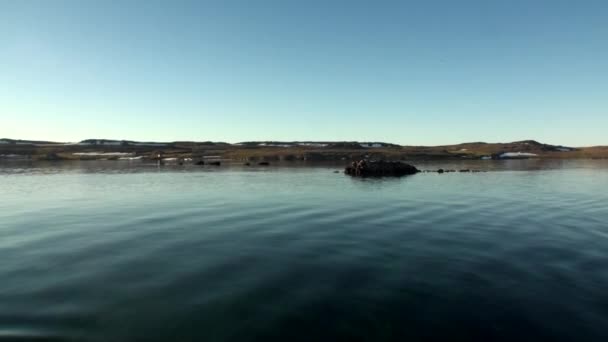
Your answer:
(0, 138), (64, 145)
(1, 138), (606, 161)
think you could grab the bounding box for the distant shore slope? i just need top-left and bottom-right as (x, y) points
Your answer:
(1, 138), (607, 161)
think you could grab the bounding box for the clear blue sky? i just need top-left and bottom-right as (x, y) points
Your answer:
(1, 0), (607, 146)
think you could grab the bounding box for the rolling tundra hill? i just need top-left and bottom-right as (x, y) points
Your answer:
(0, 138), (605, 161)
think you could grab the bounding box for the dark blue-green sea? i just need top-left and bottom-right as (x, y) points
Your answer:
(1, 160), (608, 341)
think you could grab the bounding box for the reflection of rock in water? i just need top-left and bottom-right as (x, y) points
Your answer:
(345, 160), (419, 177)
(44, 153), (62, 161)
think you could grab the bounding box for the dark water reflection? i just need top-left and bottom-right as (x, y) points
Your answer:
(1, 160), (607, 341)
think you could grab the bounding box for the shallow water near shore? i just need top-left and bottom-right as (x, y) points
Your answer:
(1, 160), (608, 341)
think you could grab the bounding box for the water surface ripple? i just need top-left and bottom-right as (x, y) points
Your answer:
(1, 160), (608, 341)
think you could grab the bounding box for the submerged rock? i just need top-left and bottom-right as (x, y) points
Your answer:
(44, 153), (63, 161)
(258, 162), (270, 166)
(345, 160), (419, 177)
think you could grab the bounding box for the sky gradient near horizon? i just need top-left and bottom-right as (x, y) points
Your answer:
(1, 0), (607, 146)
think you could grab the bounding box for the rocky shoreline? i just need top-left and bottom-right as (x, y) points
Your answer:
(343, 160), (492, 177)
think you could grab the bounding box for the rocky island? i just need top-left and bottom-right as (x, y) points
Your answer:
(345, 160), (420, 177)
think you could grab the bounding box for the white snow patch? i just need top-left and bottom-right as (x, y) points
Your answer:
(297, 143), (328, 147)
(259, 143), (292, 147)
(500, 152), (538, 158)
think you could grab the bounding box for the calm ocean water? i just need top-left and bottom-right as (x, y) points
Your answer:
(1, 160), (608, 341)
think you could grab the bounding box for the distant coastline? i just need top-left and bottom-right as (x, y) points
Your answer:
(1, 138), (607, 162)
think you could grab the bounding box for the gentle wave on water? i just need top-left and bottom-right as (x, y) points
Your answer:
(1, 160), (608, 341)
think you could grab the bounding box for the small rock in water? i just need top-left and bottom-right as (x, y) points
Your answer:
(258, 162), (270, 166)
(437, 169), (445, 174)
(345, 160), (419, 177)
